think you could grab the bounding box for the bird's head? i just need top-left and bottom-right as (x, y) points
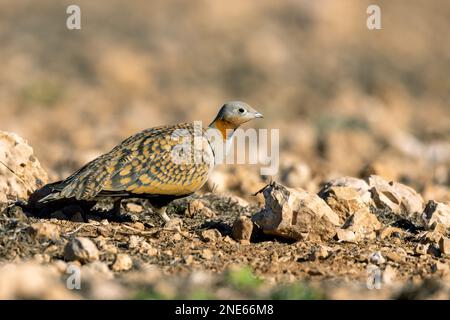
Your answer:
(210, 101), (263, 131)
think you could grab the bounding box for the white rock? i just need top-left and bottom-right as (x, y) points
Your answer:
(128, 235), (141, 249)
(64, 237), (99, 263)
(252, 182), (339, 241)
(336, 228), (357, 242)
(368, 251), (386, 265)
(422, 200), (450, 230)
(342, 208), (382, 240)
(0, 131), (48, 202)
(111, 254), (133, 272)
(320, 186), (369, 222)
(320, 176), (372, 203)
(369, 175), (423, 218)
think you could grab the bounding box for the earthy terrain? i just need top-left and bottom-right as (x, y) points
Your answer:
(0, 0), (449, 299)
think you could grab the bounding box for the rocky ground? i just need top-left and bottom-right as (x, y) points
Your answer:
(1, 132), (450, 299)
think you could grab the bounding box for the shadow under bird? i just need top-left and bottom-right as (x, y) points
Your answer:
(28, 101), (263, 222)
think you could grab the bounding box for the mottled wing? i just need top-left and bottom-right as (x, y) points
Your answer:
(44, 123), (213, 201)
(104, 123), (214, 196)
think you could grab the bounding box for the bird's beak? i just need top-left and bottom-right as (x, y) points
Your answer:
(254, 112), (264, 119)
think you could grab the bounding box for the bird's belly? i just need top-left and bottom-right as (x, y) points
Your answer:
(130, 174), (209, 196)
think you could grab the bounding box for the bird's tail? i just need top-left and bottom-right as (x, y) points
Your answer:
(27, 180), (65, 208)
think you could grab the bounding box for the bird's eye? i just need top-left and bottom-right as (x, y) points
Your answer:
(238, 108), (245, 113)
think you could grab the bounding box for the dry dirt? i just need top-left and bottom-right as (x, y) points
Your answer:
(1, 187), (450, 300)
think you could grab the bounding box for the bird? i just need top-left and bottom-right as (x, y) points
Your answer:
(28, 101), (263, 223)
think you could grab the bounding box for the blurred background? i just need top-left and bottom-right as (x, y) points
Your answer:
(0, 0), (448, 201)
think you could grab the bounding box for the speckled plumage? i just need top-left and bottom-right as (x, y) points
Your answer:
(30, 101), (263, 222)
(40, 123), (213, 202)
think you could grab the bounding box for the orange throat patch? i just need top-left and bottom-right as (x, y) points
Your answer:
(209, 119), (236, 140)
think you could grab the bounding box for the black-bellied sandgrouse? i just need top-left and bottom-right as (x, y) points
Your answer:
(29, 101), (263, 222)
